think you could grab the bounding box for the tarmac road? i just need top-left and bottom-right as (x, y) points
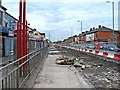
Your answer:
(33, 46), (93, 88)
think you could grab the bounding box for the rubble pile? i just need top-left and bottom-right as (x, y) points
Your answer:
(55, 54), (119, 88)
(55, 56), (91, 70)
(75, 57), (120, 88)
(55, 56), (75, 65)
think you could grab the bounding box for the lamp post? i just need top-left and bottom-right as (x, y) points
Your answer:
(106, 1), (116, 44)
(77, 21), (82, 43)
(49, 32), (50, 41)
(77, 21), (82, 34)
(106, 1), (115, 35)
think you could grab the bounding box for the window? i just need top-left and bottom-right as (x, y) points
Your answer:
(5, 22), (8, 27)
(0, 36), (2, 55)
(0, 11), (3, 25)
(35, 33), (38, 35)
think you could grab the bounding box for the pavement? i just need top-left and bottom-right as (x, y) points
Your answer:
(33, 46), (93, 88)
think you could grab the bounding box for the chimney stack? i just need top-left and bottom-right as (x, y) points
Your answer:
(82, 32), (84, 34)
(93, 27), (95, 30)
(90, 28), (92, 31)
(98, 25), (101, 28)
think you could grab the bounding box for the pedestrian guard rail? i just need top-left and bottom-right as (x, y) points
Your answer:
(0, 47), (49, 89)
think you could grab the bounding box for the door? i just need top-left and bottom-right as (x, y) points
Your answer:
(4, 37), (11, 56)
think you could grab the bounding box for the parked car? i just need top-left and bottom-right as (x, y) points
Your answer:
(98, 42), (107, 49)
(80, 43), (86, 49)
(105, 44), (120, 52)
(86, 43), (95, 49)
(103, 44), (108, 50)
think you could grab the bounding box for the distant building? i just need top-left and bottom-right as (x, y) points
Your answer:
(0, 4), (47, 57)
(62, 25), (120, 47)
(0, 2), (48, 57)
(81, 25), (120, 45)
(0, 5), (8, 56)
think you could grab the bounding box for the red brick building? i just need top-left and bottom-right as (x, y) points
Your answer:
(77, 25), (119, 44)
(62, 25), (120, 47)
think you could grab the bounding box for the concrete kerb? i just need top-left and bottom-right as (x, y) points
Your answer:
(69, 65), (94, 88)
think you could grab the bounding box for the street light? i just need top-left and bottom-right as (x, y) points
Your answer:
(77, 21), (82, 43)
(77, 21), (82, 34)
(106, 1), (114, 35)
(49, 32), (50, 41)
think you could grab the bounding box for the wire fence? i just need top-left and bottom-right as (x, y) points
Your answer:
(0, 46), (49, 89)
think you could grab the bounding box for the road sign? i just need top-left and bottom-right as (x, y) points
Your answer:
(110, 35), (116, 41)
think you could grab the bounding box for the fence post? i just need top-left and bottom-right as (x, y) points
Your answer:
(16, 61), (19, 88)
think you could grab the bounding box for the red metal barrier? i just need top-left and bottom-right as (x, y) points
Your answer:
(103, 52), (108, 57)
(95, 51), (99, 54)
(85, 49), (87, 52)
(114, 54), (120, 60)
(89, 50), (92, 53)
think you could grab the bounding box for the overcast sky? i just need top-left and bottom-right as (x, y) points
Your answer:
(2, 0), (119, 41)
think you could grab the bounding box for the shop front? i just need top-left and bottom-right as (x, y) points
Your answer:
(0, 25), (9, 56)
(0, 25), (14, 57)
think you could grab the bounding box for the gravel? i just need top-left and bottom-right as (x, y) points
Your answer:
(56, 46), (120, 89)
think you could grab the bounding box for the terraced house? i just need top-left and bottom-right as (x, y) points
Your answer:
(62, 25), (120, 48)
(0, 4), (8, 56)
(80, 25), (120, 47)
(0, 1), (47, 59)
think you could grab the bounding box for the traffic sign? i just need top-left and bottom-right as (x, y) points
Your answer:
(110, 35), (116, 40)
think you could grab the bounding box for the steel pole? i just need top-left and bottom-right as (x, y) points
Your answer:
(23, 0), (27, 76)
(112, 2), (114, 35)
(23, 0), (26, 30)
(19, 0), (23, 76)
(81, 21), (82, 34)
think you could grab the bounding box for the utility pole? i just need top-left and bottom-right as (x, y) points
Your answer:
(49, 32), (50, 41)
(81, 21), (82, 34)
(77, 21), (82, 34)
(77, 20), (83, 43)
(106, 1), (116, 44)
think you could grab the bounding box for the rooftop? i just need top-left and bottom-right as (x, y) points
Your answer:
(1, 5), (7, 11)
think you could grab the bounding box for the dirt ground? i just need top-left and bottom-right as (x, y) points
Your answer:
(57, 46), (120, 89)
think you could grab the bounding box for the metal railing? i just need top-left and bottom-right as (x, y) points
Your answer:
(0, 47), (49, 89)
